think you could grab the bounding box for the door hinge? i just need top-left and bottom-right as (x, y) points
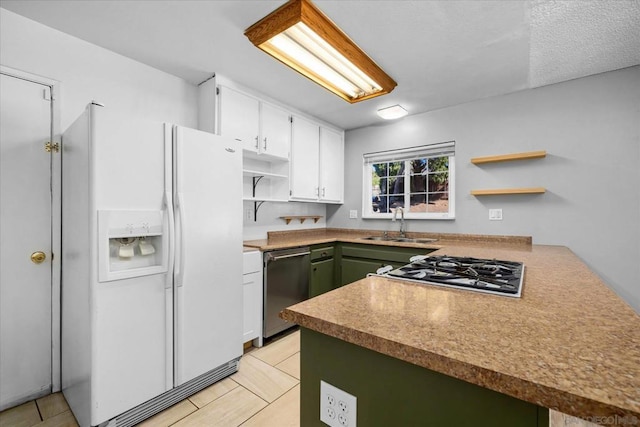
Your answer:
(45, 142), (59, 153)
(289, 116), (293, 123)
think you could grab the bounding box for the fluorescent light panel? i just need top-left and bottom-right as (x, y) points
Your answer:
(245, 0), (397, 103)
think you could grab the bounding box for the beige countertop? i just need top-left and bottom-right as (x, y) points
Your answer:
(243, 227), (532, 251)
(268, 230), (639, 422)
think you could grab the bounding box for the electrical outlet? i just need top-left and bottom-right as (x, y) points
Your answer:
(245, 208), (253, 221)
(349, 210), (358, 219)
(489, 208), (503, 221)
(320, 381), (356, 427)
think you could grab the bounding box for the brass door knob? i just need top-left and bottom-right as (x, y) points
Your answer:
(31, 251), (46, 264)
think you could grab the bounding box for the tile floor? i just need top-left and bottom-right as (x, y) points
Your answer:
(0, 328), (597, 427)
(0, 330), (301, 427)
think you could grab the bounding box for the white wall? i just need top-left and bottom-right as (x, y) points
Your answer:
(329, 66), (640, 312)
(243, 201), (326, 241)
(0, 8), (198, 129)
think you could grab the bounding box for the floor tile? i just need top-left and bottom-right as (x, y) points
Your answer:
(136, 400), (197, 427)
(0, 401), (41, 427)
(240, 384), (300, 427)
(36, 393), (69, 420)
(173, 387), (267, 427)
(231, 355), (299, 403)
(37, 411), (78, 427)
(251, 331), (300, 366)
(188, 377), (239, 408)
(275, 353), (300, 380)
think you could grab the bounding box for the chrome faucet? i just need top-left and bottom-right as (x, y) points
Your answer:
(392, 207), (406, 237)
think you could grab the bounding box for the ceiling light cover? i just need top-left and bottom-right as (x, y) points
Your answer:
(377, 105), (408, 120)
(245, 0), (397, 103)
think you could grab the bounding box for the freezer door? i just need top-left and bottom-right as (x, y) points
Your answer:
(173, 126), (243, 386)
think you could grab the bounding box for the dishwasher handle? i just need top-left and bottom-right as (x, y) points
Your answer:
(265, 250), (311, 263)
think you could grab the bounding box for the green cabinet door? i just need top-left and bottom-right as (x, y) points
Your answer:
(341, 258), (404, 285)
(310, 258), (335, 298)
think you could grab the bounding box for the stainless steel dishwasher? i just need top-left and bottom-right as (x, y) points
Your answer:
(263, 246), (310, 338)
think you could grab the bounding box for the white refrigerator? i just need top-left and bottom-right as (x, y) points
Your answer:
(61, 103), (243, 427)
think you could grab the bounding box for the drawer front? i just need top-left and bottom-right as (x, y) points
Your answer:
(310, 246), (334, 262)
(243, 250), (262, 274)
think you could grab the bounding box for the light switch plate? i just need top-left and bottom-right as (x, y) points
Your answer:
(349, 210), (358, 219)
(489, 209), (503, 221)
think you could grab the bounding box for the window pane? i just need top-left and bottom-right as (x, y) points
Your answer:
(388, 176), (404, 195)
(388, 162), (403, 177)
(428, 157), (449, 173)
(372, 163), (387, 178)
(410, 174), (426, 192)
(373, 195), (390, 213)
(410, 159), (427, 175)
(409, 193), (427, 212)
(428, 192), (449, 212)
(428, 172), (449, 192)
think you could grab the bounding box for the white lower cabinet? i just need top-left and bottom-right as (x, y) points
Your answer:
(290, 115), (344, 203)
(242, 250), (263, 347)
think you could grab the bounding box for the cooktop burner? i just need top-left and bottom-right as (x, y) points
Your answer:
(385, 255), (525, 297)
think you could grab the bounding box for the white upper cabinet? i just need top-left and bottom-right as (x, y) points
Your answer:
(260, 103), (290, 160)
(218, 86), (290, 161)
(290, 115), (320, 201)
(218, 86), (260, 153)
(290, 116), (344, 204)
(319, 127), (344, 203)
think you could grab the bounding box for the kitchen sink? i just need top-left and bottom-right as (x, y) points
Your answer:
(361, 236), (438, 243)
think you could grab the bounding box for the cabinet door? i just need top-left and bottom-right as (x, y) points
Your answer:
(242, 271), (262, 343)
(219, 86), (259, 153)
(341, 258), (405, 286)
(310, 258), (335, 298)
(260, 102), (290, 160)
(290, 116), (320, 200)
(319, 127), (344, 203)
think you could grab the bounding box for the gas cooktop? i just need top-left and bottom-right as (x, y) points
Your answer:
(383, 255), (525, 297)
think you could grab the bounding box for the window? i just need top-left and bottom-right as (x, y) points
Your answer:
(362, 142), (455, 219)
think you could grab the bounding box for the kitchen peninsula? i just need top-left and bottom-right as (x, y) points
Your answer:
(246, 229), (640, 426)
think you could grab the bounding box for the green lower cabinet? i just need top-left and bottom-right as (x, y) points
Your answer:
(339, 243), (434, 286)
(300, 328), (549, 427)
(341, 258), (404, 285)
(310, 258), (335, 298)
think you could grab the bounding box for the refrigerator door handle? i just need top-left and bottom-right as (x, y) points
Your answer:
(175, 192), (186, 287)
(164, 191), (175, 290)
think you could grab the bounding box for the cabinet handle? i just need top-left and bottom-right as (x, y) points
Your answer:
(313, 267), (317, 272)
(263, 137), (267, 151)
(315, 187), (319, 196)
(322, 187), (326, 197)
(254, 136), (259, 150)
(321, 252), (327, 257)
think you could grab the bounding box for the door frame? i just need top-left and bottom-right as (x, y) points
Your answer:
(0, 65), (62, 392)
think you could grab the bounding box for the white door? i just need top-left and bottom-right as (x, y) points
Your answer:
(0, 73), (52, 409)
(319, 127), (344, 203)
(173, 127), (243, 386)
(290, 116), (320, 201)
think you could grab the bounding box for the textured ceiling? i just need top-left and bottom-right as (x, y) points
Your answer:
(1, 0), (639, 130)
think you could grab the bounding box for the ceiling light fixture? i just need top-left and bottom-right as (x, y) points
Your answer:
(245, 0), (397, 103)
(377, 104), (408, 120)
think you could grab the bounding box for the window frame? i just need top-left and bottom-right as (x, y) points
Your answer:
(361, 142), (456, 220)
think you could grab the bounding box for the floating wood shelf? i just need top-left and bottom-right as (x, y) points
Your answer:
(471, 187), (546, 196)
(471, 150), (546, 165)
(280, 215), (323, 224)
(242, 169), (288, 179)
